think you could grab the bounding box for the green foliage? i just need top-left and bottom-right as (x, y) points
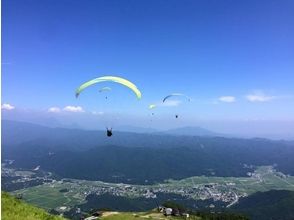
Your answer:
(191, 211), (249, 220)
(59, 189), (69, 193)
(102, 213), (146, 220)
(93, 210), (248, 220)
(65, 192), (215, 216)
(232, 190), (294, 220)
(99, 207), (115, 211)
(1, 191), (66, 220)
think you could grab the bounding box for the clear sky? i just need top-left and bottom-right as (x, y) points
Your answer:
(2, 0), (294, 135)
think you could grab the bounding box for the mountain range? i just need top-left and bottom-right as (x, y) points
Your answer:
(2, 120), (294, 184)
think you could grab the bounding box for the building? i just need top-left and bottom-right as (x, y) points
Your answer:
(164, 208), (173, 216)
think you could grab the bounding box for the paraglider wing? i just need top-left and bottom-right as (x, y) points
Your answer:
(75, 76), (142, 99)
(149, 104), (156, 109)
(162, 93), (190, 103)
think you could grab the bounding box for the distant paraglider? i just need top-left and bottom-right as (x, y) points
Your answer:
(99, 87), (112, 93)
(148, 104), (157, 121)
(162, 93), (190, 119)
(99, 87), (112, 99)
(106, 128), (113, 137)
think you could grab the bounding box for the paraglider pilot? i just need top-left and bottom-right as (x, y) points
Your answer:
(106, 127), (113, 137)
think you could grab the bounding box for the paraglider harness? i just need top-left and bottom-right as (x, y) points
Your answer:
(106, 128), (113, 137)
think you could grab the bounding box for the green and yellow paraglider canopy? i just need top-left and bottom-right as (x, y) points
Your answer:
(149, 104), (156, 109)
(76, 76), (142, 99)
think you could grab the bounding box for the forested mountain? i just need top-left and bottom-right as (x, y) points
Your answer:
(3, 120), (294, 184)
(231, 190), (294, 220)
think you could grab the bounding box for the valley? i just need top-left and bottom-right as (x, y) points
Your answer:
(3, 164), (294, 215)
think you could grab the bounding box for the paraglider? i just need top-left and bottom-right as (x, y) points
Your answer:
(106, 128), (113, 137)
(149, 104), (156, 117)
(76, 76), (142, 137)
(162, 93), (190, 119)
(99, 87), (112, 99)
(148, 104), (157, 120)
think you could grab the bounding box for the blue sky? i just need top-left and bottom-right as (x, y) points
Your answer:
(2, 0), (294, 134)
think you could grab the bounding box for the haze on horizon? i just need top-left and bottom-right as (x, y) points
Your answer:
(2, 0), (294, 139)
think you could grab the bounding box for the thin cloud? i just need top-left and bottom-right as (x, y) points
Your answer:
(92, 111), (104, 115)
(218, 96), (236, 103)
(1, 103), (15, 110)
(246, 91), (275, 102)
(48, 107), (61, 113)
(63, 106), (85, 112)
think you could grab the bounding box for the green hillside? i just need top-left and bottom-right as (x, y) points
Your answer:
(95, 210), (248, 220)
(232, 190), (294, 220)
(1, 192), (66, 220)
(100, 211), (196, 220)
(1, 191), (249, 220)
